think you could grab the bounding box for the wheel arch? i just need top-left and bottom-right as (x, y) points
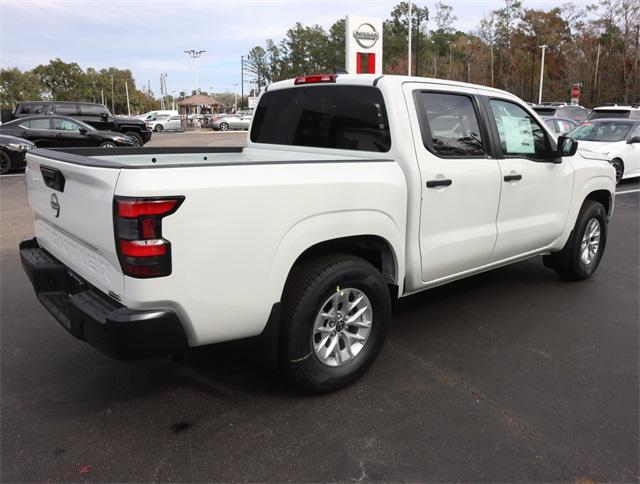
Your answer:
(266, 210), (405, 307)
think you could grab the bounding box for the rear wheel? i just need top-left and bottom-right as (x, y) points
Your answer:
(99, 141), (117, 148)
(280, 254), (391, 393)
(0, 150), (12, 175)
(543, 200), (607, 280)
(124, 131), (143, 146)
(611, 158), (624, 184)
(219, 122), (229, 131)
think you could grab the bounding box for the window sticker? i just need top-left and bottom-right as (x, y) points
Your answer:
(502, 116), (535, 154)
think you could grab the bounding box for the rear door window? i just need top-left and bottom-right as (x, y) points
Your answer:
(80, 104), (108, 116)
(413, 91), (486, 157)
(54, 103), (79, 116)
(250, 86), (391, 152)
(25, 118), (52, 129)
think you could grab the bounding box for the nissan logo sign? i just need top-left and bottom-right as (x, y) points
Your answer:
(353, 23), (379, 49)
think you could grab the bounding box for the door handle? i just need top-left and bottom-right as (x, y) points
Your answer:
(426, 179), (452, 188)
(503, 174), (522, 182)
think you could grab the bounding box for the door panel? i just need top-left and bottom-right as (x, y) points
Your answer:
(486, 98), (574, 260)
(404, 84), (502, 282)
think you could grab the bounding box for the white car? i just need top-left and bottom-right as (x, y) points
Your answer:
(20, 74), (615, 393)
(568, 119), (640, 183)
(589, 105), (640, 120)
(137, 110), (179, 122)
(148, 114), (182, 132)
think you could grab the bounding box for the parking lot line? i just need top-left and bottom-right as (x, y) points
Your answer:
(616, 189), (640, 195)
(0, 173), (25, 178)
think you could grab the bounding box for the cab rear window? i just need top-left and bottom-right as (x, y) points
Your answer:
(250, 86), (391, 152)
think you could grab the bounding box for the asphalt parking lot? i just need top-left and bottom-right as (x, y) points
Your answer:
(1, 131), (638, 482)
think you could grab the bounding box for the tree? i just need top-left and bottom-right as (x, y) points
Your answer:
(244, 46), (271, 89)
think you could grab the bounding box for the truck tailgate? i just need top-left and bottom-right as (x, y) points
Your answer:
(25, 152), (124, 298)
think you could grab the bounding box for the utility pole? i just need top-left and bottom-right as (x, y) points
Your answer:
(111, 72), (115, 114)
(101, 89), (104, 106)
(241, 55), (245, 109)
(448, 42), (453, 79)
(125, 81), (131, 116)
(490, 42), (494, 87)
(593, 42), (601, 102)
(538, 44), (547, 105)
(408, 0), (412, 76)
(184, 50), (206, 94)
(415, 10), (420, 76)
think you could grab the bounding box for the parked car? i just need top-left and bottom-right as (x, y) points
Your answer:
(0, 134), (34, 174)
(149, 114), (182, 132)
(19, 74), (615, 393)
(211, 114), (252, 131)
(568, 118), (640, 183)
(533, 104), (591, 123)
(588, 105), (640, 120)
(0, 116), (137, 149)
(12, 101), (152, 145)
(136, 110), (179, 122)
(543, 117), (579, 135)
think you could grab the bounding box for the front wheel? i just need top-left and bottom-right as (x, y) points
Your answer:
(124, 131), (143, 146)
(154, 124), (163, 132)
(611, 158), (624, 184)
(99, 141), (117, 148)
(219, 122), (229, 131)
(0, 150), (12, 175)
(280, 254), (391, 393)
(544, 200), (607, 280)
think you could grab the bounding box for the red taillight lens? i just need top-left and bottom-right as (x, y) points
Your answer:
(117, 199), (180, 218)
(114, 196), (184, 278)
(119, 239), (167, 257)
(294, 74), (337, 85)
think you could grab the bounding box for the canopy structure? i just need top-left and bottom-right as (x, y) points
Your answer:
(176, 94), (221, 129)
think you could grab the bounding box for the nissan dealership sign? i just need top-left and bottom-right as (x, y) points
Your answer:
(345, 15), (383, 75)
(353, 22), (380, 49)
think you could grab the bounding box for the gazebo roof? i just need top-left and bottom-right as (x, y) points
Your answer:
(177, 94), (221, 106)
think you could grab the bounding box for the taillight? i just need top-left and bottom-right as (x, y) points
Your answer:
(293, 74), (337, 85)
(114, 196), (184, 278)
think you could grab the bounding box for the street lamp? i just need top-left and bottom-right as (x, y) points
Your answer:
(233, 83), (239, 112)
(184, 49), (206, 94)
(538, 44), (548, 105)
(240, 55), (245, 109)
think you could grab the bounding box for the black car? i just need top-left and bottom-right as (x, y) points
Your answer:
(0, 116), (137, 149)
(11, 101), (152, 145)
(0, 134), (34, 175)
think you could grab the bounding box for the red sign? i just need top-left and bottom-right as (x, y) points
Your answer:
(571, 84), (581, 99)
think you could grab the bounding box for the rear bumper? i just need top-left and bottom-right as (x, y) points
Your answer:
(19, 238), (187, 360)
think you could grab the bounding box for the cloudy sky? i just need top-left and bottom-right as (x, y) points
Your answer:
(1, 0), (563, 96)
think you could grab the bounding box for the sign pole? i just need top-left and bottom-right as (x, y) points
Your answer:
(538, 44), (547, 105)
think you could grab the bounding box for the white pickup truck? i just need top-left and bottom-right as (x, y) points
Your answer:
(20, 74), (615, 392)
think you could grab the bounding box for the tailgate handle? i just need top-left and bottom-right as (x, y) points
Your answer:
(40, 166), (66, 192)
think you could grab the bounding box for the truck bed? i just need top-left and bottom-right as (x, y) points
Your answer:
(31, 146), (384, 168)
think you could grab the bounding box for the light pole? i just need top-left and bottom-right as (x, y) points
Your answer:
(240, 55), (245, 109)
(408, 0), (412, 76)
(184, 49), (206, 94)
(233, 83), (239, 112)
(538, 44), (547, 104)
(448, 42), (453, 79)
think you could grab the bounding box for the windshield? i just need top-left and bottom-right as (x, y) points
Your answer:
(568, 121), (632, 142)
(251, 85), (391, 152)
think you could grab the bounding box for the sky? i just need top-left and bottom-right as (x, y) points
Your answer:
(1, 0), (564, 97)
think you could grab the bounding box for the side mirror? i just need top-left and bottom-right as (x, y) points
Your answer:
(627, 136), (640, 144)
(79, 127), (88, 134)
(556, 135), (578, 161)
(101, 113), (109, 120)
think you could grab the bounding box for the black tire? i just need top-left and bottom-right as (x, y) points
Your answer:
(611, 158), (624, 184)
(124, 131), (143, 146)
(154, 124), (163, 132)
(219, 122), (229, 131)
(280, 254), (391, 393)
(544, 200), (607, 281)
(0, 149), (12, 175)
(99, 141), (117, 148)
